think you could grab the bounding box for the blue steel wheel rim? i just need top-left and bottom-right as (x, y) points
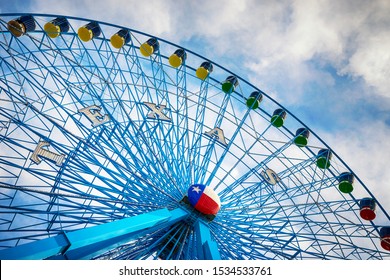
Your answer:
(0, 13), (389, 260)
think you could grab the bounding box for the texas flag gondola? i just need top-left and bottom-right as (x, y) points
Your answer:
(188, 184), (221, 215)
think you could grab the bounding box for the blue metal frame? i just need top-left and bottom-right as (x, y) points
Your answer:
(0, 13), (389, 260)
(0, 208), (188, 260)
(195, 220), (221, 260)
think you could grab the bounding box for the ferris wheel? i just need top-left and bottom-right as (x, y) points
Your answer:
(0, 13), (389, 260)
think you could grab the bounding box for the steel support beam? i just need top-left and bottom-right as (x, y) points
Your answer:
(0, 208), (188, 260)
(194, 220), (221, 260)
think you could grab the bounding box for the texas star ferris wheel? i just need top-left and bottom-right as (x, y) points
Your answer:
(0, 13), (389, 260)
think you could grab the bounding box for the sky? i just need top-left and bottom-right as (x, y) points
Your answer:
(0, 0), (389, 210)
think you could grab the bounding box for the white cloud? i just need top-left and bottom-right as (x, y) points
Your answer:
(342, 30), (390, 98)
(242, 0), (389, 100)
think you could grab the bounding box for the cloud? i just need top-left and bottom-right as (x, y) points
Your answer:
(342, 30), (390, 98)
(240, 0), (390, 101)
